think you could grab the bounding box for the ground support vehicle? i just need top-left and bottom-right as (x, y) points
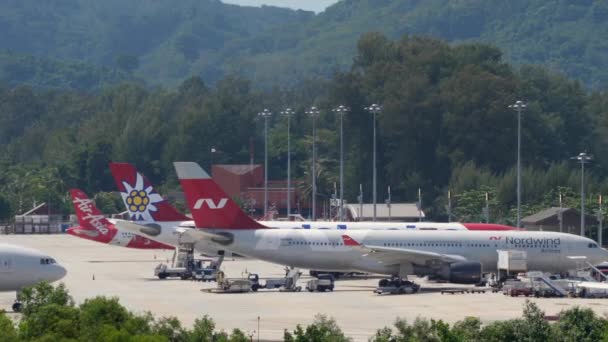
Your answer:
(155, 264), (190, 280)
(208, 271), (252, 293)
(503, 282), (533, 297)
(306, 274), (335, 292)
(156, 249), (224, 280)
(248, 269), (302, 292)
(374, 277), (420, 295)
(193, 268), (219, 282)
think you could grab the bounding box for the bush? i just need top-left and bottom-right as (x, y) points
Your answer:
(18, 282), (73, 318)
(552, 307), (606, 342)
(0, 311), (17, 342)
(285, 314), (351, 342)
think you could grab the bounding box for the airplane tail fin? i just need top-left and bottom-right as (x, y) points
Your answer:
(174, 162), (267, 229)
(69, 189), (114, 236)
(109, 162), (190, 222)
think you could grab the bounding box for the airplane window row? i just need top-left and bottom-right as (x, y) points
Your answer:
(40, 258), (56, 265)
(382, 242), (493, 248)
(288, 241), (344, 246)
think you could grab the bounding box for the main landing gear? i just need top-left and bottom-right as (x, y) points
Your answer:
(12, 291), (22, 312)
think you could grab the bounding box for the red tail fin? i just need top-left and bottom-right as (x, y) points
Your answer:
(109, 162), (190, 222)
(174, 162), (267, 229)
(69, 189), (116, 242)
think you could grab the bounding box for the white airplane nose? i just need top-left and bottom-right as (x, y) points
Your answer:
(51, 264), (67, 282)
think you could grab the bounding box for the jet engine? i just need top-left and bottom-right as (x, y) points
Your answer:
(439, 262), (482, 284)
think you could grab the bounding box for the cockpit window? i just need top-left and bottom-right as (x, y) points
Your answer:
(588, 243), (599, 248)
(40, 258), (57, 264)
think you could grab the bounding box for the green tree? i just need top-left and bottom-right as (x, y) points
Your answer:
(152, 316), (187, 342)
(0, 311), (17, 342)
(115, 54), (140, 73)
(18, 303), (80, 340)
(78, 296), (131, 340)
(0, 194), (11, 221)
(285, 314), (351, 342)
(552, 306), (606, 342)
(18, 282), (73, 318)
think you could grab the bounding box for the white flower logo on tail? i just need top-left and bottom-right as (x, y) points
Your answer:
(120, 173), (164, 221)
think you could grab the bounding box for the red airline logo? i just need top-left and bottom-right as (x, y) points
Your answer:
(489, 236), (503, 241)
(72, 197), (109, 235)
(194, 198), (228, 210)
(342, 235), (360, 246)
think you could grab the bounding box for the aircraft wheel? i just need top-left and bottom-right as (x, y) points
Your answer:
(12, 302), (22, 313)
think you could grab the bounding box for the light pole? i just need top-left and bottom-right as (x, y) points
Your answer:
(333, 105), (349, 221)
(358, 184), (363, 221)
(258, 109), (272, 217)
(447, 190), (452, 223)
(572, 152), (593, 236)
(306, 106), (320, 221)
(598, 195), (603, 246)
(508, 100), (526, 228)
(365, 104), (382, 221)
(386, 186), (391, 222)
(280, 108), (295, 217)
(484, 192), (490, 223)
(558, 192), (564, 233)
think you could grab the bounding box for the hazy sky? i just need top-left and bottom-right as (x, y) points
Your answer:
(222, 0), (340, 13)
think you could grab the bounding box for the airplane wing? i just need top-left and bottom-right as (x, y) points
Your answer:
(342, 235), (467, 266)
(180, 228), (232, 243)
(114, 219), (162, 237)
(114, 219), (231, 243)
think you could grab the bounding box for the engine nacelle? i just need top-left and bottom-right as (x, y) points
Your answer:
(439, 262), (482, 284)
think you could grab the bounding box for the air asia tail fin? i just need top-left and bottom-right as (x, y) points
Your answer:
(174, 162), (267, 229)
(69, 189), (114, 235)
(109, 162), (190, 222)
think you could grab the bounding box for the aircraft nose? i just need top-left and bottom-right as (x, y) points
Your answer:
(51, 264), (67, 282)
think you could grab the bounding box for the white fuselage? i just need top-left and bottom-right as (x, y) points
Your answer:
(198, 229), (608, 276)
(119, 220), (474, 255)
(0, 243), (67, 292)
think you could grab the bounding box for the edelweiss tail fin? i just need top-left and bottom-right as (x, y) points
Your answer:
(174, 162), (267, 229)
(69, 189), (113, 234)
(109, 162), (190, 222)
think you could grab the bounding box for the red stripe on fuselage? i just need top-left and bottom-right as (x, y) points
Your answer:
(462, 223), (521, 231)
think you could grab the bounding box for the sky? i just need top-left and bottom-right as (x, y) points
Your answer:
(222, 0), (340, 13)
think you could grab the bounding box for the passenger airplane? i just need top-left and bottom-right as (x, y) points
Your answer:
(67, 189), (173, 250)
(173, 162), (608, 284)
(108, 162), (516, 246)
(0, 243), (67, 312)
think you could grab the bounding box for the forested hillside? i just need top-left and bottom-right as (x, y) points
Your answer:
(2, 34), (608, 230)
(1, 0), (608, 88)
(0, 50), (132, 91)
(244, 0), (608, 87)
(0, 0), (313, 87)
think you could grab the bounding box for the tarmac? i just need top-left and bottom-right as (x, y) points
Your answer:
(3, 234), (608, 341)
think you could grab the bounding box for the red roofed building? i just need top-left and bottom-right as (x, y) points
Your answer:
(211, 164), (308, 218)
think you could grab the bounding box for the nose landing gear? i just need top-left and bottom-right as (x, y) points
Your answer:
(12, 291), (22, 312)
